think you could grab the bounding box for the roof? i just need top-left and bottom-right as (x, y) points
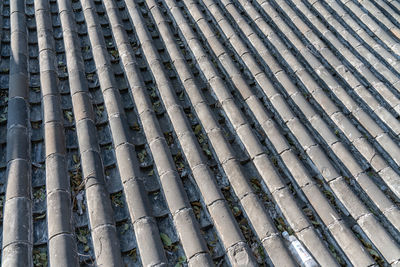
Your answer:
(0, 0), (399, 265)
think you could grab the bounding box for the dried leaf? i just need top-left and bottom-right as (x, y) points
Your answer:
(233, 206), (241, 217)
(311, 220), (319, 226)
(96, 105), (104, 117)
(77, 234), (88, 244)
(250, 178), (261, 192)
(191, 201), (202, 207)
(194, 124), (201, 135)
(178, 91), (184, 100)
(73, 154), (79, 164)
(64, 110), (73, 123)
(128, 248), (137, 260)
(34, 214), (46, 220)
(110, 49), (119, 59)
(132, 122), (140, 131)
